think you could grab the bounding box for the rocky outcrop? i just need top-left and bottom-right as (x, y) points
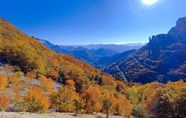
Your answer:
(168, 16), (186, 41)
(104, 16), (186, 83)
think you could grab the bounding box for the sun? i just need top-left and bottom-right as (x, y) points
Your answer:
(142, 0), (158, 5)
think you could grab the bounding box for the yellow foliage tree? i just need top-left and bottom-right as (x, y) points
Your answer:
(65, 79), (75, 89)
(9, 72), (23, 87)
(0, 74), (8, 90)
(102, 92), (116, 118)
(145, 80), (186, 118)
(50, 83), (78, 112)
(74, 96), (85, 116)
(115, 80), (128, 94)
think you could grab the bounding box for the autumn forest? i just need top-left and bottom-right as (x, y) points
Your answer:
(0, 17), (186, 118)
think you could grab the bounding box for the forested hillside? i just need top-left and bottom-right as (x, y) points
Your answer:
(0, 17), (132, 117)
(0, 17), (186, 118)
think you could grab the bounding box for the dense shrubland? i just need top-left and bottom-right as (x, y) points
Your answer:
(0, 65), (186, 118)
(0, 65), (131, 117)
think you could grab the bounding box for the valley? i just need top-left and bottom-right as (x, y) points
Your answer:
(37, 38), (143, 69)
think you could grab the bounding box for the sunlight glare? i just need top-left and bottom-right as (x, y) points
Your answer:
(142, 0), (158, 5)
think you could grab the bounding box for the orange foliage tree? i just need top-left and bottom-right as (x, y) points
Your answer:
(0, 94), (10, 111)
(25, 72), (36, 80)
(49, 68), (59, 80)
(13, 85), (21, 103)
(114, 96), (132, 118)
(38, 75), (54, 94)
(24, 86), (50, 113)
(83, 86), (102, 113)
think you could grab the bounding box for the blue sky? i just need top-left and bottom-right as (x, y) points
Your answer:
(0, 0), (186, 45)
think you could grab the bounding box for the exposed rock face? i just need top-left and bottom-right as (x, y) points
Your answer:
(168, 16), (186, 41)
(104, 16), (186, 83)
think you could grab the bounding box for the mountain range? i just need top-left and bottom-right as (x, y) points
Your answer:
(3, 15), (186, 85)
(37, 38), (143, 68)
(104, 16), (186, 83)
(36, 16), (186, 84)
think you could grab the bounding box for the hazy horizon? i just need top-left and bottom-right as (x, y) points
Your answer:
(38, 38), (147, 46)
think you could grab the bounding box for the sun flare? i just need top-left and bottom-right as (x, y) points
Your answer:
(142, 0), (158, 5)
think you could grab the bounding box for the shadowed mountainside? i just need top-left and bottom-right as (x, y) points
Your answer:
(93, 49), (136, 69)
(104, 16), (186, 83)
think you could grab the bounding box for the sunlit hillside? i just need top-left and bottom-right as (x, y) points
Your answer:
(0, 18), (186, 118)
(0, 17), (132, 117)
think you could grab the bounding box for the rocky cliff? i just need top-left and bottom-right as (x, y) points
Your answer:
(104, 16), (186, 83)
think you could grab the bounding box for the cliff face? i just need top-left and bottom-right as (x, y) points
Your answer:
(104, 16), (186, 83)
(168, 16), (186, 41)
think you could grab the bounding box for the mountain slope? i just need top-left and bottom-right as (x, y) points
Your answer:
(0, 17), (117, 92)
(93, 49), (136, 69)
(104, 16), (186, 83)
(0, 18), (138, 115)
